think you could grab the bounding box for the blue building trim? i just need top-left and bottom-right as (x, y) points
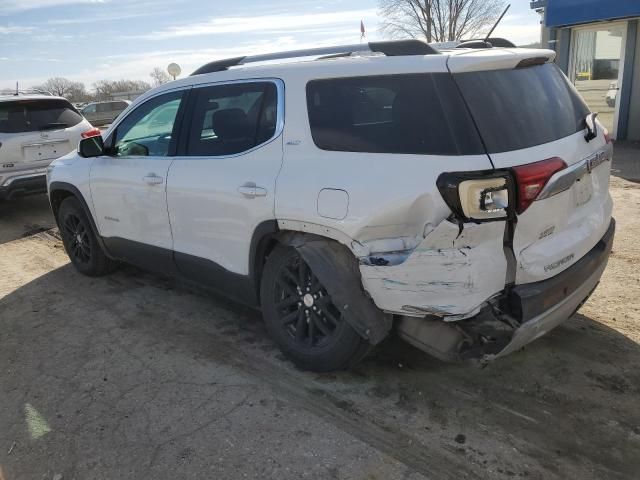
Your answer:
(545, 0), (640, 28)
(617, 20), (637, 140)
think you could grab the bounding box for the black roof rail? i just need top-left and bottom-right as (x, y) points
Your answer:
(191, 39), (439, 76)
(456, 37), (517, 49)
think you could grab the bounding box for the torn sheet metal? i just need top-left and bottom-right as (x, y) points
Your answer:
(359, 219), (508, 319)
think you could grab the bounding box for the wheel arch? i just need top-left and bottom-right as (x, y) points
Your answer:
(261, 228), (392, 344)
(49, 181), (112, 258)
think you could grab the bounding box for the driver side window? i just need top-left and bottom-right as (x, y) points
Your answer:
(110, 90), (184, 157)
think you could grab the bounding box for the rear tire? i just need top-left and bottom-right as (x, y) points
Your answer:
(261, 245), (371, 372)
(57, 196), (115, 276)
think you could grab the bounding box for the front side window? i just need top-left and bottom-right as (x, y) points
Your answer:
(82, 104), (97, 114)
(186, 82), (278, 156)
(306, 74), (484, 156)
(111, 91), (184, 157)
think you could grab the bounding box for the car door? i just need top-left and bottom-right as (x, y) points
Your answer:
(166, 80), (283, 295)
(90, 89), (188, 272)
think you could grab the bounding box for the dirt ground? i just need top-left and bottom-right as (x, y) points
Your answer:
(0, 176), (639, 480)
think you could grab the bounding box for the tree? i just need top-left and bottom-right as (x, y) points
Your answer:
(92, 79), (151, 101)
(35, 77), (88, 102)
(149, 67), (171, 87)
(379, 0), (505, 43)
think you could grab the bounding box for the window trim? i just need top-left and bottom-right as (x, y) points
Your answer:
(174, 78), (285, 159)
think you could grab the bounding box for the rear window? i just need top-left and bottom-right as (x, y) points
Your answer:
(0, 99), (83, 133)
(306, 74), (484, 156)
(453, 63), (590, 153)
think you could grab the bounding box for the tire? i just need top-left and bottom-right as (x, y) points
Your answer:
(260, 245), (372, 372)
(57, 196), (116, 276)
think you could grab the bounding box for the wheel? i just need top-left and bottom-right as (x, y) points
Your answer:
(260, 245), (371, 372)
(57, 196), (115, 276)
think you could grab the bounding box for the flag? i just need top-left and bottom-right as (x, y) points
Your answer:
(360, 20), (365, 39)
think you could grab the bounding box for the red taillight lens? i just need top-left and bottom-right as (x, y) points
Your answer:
(81, 127), (101, 139)
(512, 157), (567, 214)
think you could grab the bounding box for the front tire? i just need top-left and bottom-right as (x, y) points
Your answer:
(57, 196), (115, 276)
(261, 245), (371, 372)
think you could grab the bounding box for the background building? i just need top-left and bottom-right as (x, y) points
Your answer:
(531, 0), (640, 140)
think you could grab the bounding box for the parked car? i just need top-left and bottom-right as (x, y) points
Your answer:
(0, 95), (99, 200)
(605, 80), (618, 107)
(80, 100), (130, 127)
(47, 40), (614, 372)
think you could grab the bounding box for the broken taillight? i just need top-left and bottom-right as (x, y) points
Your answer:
(436, 171), (514, 222)
(81, 127), (102, 139)
(511, 157), (567, 214)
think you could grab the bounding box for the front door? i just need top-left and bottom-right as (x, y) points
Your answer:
(90, 89), (187, 270)
(167, 80), (283, 293)
(569, 22), (626, 138)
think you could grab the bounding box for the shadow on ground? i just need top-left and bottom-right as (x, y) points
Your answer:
(1, 261), (639, 480)
(0, 194), (55, 245)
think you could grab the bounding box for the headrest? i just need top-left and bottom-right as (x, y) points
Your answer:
(392, 91), (417, 126)
(211, 108), (251, 140)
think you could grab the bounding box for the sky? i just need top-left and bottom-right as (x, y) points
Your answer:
(0, 0), (542, 90)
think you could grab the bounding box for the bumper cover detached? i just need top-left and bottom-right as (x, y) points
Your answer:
(398, 218), (615, 363)
(0, 174), (47, 200)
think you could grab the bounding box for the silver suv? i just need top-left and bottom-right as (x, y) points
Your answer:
(0, 95), (97, 200)
(81, 100), (130, 127)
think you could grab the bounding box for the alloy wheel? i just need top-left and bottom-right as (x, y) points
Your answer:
(273, 253), (343, 348)
(62, 214), (91, 264)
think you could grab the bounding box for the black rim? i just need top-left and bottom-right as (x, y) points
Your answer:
(273, 253), (343, 348)
(62, 214), (91, 264)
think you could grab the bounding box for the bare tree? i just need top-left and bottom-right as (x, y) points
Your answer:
(92, 79), (151, 101)
(35, 77), (87, 101)
(379, 0), (505, 43)
(149, 67), (171, 87)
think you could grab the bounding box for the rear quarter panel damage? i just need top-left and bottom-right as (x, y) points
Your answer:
(359, 219), (507, 319)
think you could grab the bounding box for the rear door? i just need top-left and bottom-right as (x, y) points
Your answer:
(449, 51), (613, 285)
(0, 98), (86, 178)
(167, 79), (283, 284)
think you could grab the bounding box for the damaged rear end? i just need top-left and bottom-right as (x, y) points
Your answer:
(357, 49), (615, 362)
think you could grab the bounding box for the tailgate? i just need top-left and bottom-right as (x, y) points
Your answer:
(449, 53), (613, 285)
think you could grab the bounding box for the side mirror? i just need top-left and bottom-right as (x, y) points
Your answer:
(78, 136), (104, 158)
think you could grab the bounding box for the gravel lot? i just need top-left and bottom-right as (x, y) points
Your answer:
(0, 170), (639, 479)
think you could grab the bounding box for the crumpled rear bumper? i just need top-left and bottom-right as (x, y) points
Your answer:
(488, 217), (615, 359)
(398, 218), (615, 362)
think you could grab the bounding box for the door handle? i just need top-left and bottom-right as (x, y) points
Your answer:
(143, 174), (164, 185)
(237, 182), (267, 198)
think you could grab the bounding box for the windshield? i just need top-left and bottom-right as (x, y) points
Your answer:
(0, 99), (83, 133)
(453, 63), (591, 153)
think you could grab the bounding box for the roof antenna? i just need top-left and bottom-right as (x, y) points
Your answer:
(484, 4), (511, 43)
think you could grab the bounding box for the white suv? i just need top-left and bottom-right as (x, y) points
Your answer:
(0, 95), (98, 200)
(47, 40), (615, 372)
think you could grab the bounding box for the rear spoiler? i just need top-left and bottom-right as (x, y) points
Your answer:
(446, 49), (556, 73)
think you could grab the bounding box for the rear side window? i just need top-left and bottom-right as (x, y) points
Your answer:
(306, 74), (484, 156)
(0, 99), (83, 133)
(453, 63), (590, 153)
(185, 82), (278, 156)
